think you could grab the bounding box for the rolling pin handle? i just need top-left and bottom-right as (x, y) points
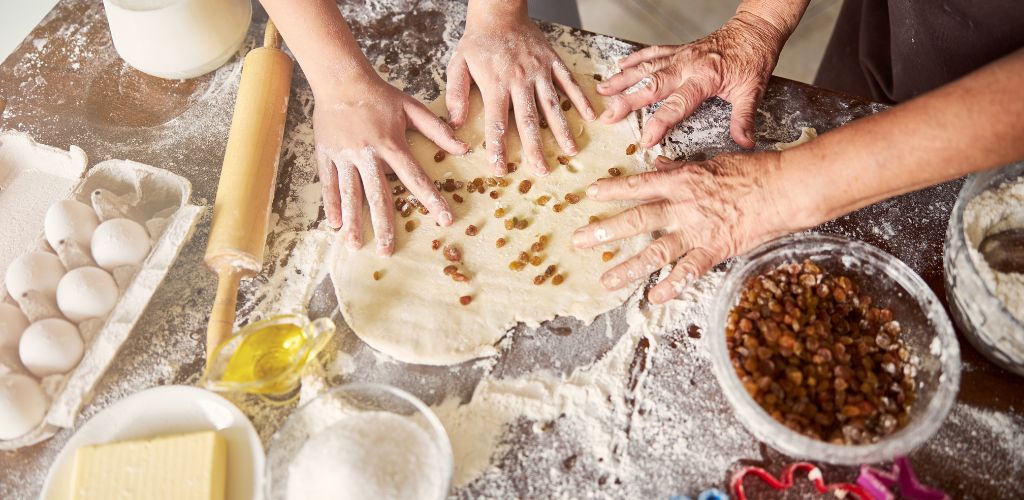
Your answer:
(207, 268), (242, 358)
(264, 19), (281, 49)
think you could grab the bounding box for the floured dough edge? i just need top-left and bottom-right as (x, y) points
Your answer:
(330, 73), (657, 366)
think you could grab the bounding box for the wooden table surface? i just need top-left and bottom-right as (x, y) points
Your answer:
(1, 1), (1021, 498)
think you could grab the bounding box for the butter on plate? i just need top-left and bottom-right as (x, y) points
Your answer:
(69, 430), (227, 500)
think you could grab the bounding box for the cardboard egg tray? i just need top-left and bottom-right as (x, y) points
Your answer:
(0, 131), (205, 449)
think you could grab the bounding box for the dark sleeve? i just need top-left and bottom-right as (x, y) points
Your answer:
(815, 0), (1024, 103)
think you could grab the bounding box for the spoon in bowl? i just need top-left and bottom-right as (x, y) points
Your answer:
(979, 228), (1024, 274)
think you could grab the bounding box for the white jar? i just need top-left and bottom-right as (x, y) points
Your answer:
(102, 0), (252, 80)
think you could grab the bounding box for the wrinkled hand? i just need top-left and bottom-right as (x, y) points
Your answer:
(446, 3), (596, 176)
(597, 12), (786, 149)
(314, 75), (468, 255)
(572, 152), (798, 304)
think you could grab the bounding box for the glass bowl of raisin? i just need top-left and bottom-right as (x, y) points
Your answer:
(709, 233), (961, 465)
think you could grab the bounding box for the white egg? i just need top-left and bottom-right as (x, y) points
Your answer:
(4, 251), (66, 300)
(91, 218), (152, 270)
(0, 303), (29, 351)
(19, 318), (84, 378)
(56, 267), (119, 323)
(0, 373), (48, 440)
(44, 199), (100, 250)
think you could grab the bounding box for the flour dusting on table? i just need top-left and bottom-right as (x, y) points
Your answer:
(431, 271), (763, 497)
(2, 1), (1020, 499)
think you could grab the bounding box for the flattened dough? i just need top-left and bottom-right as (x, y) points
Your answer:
(775, 127), (818, 151)
(331, 77), (651, 365)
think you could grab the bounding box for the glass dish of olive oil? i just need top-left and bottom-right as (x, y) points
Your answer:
(201, 314), (334, 399)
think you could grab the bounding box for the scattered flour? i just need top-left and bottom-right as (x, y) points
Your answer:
(916, 403), (1024, 496)
(3, 1), (1022, 499)
(327, 351), (357, 378)
(432, 271), (761, 496)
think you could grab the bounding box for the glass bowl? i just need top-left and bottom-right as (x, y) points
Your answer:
(201, 314), (335, 399)
(709, 233), (961, 464)
(265, 383), (453, 500)
(944, 162), (1024, 375)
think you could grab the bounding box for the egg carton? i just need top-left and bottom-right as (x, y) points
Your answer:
(0, 131), (205, 450)
(0, 132), (87, 279)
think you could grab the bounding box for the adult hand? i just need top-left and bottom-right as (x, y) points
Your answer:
(314, 73), (468, 255)
(572, 152), (805, 304)
(597, 11), (789, 149)
(446, 0), (597, 177)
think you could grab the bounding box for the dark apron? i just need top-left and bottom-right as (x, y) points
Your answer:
(528, 0), (581, 28)
(814, 0), (1024, 103)
(456, 0), (581, 28)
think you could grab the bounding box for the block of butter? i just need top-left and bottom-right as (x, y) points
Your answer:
(70, 430), (227, 500)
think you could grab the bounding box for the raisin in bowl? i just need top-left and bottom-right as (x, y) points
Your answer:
(709, 233), (961, 464)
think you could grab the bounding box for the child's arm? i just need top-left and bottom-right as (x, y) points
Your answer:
(260, 0), (468, 255)
(446, 0), (597, 177)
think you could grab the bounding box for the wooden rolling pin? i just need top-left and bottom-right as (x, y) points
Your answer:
(204, 20), (293, 358)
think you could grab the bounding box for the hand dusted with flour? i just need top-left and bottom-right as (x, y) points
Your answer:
(331, 77), (650, 365)
(598, 5), (804, 148)
(446, 0), (596, 177)
(312, 80), (468, 254)
(262, 0), (469, 255)
(574, 152), (793, 304)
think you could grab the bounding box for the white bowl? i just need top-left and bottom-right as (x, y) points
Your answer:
(41, 385), (264, 500)
(944, 162), (1024, 375)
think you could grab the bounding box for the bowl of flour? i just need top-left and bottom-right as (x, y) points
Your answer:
(265, 383), (452, 500)
(944, 162), (1024, 376)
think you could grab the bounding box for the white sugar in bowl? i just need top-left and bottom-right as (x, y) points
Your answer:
(44, 200), (100, 250)
(0, 374), (48, 440)
(91, 218), (152, 270)
(19, 319), (84, 378)
(4, 252), (66, 300)
(56, 267), (119, 323)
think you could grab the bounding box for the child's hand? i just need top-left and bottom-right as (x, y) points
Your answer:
(313, 73), (468, 255)
(446, 1), (596, 177)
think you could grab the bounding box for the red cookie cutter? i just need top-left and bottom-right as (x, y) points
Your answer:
(731, 462), (871, 500)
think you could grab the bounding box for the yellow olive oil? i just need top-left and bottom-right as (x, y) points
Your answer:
(220, 322), (307, 394)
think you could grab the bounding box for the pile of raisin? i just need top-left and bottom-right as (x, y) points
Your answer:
(726, 260), (917, 445)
